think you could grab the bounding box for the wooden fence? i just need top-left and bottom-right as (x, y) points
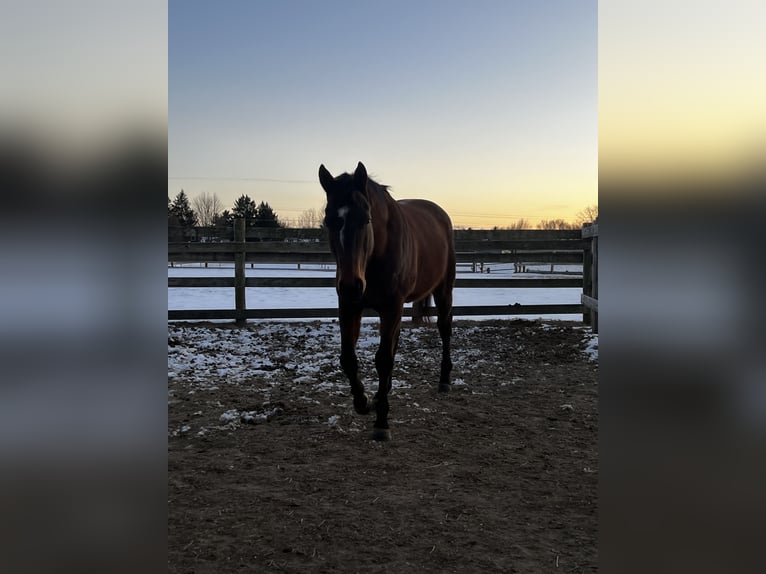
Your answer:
(168, 224), (595, 324)
(581, 221), (599, 333)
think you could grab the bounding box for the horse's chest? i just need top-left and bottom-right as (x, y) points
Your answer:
(364, 271), (395, 297)
(363, 264), (413, 306)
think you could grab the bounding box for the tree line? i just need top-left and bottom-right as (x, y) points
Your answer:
(459, 205), (598, 231)
(168, 190), (293, 241)
(169, 190), (283, 228)
(169, 189), (597, 241)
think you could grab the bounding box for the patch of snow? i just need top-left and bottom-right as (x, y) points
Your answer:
(391, 379), (411, 390)
(582, 333), (598, 362)
(219, 409), (239, 423)
(240, 411), (269, 424)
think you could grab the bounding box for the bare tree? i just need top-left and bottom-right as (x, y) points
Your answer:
(295, 207), (325, 229)
(537, 219), (577, 230)
(507, 218), (531, 230)
(192, 192), (223, 228)
(574, 204), (599, 226)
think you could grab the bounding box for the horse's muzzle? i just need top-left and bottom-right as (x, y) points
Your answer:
(338, 278), (364, 304)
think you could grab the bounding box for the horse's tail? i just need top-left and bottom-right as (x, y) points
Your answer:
(411, 295), (432, 324)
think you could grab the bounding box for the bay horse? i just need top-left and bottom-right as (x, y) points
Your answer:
(318, 162), (456, 441)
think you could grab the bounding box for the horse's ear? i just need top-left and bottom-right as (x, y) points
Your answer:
(318, 164), (334, 194)
(353, 162), (368, 193)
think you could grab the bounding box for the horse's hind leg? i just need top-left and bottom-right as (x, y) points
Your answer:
(339, 307), (370, 414)
(432, 282), (454, 393)
(411, 295), (431, 324)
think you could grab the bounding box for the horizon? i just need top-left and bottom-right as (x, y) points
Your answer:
(168, 186), (596, 230)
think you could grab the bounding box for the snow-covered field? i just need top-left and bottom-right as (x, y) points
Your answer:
(168, 262), (584, 321)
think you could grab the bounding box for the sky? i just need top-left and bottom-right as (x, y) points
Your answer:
(169, 0), (597, 228)
(599, 0), (766, 186)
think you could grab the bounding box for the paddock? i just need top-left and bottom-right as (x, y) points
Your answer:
(168, 318), (598, 572)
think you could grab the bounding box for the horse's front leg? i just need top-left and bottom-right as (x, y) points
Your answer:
(371, 306), (403, 441)
(339, 306), (370, 415)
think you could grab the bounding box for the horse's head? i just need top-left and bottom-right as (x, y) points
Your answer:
(319, 162), (374, 305)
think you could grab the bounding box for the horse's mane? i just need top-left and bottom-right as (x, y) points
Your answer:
(336, 171), (394, 203)
(368, 175), (398, 207)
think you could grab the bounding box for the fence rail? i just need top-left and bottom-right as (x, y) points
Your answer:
(168, 277), (583, 289)
(168, 304), (585, 322)
(168, 250), (583, 264)
(168, 225), (594, 323)
(171, 225), (584, 243)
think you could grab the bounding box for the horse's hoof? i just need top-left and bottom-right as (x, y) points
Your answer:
(353, 394), (371, 415)
(371, 428), (391, 442)
(438, 383), (450, 393)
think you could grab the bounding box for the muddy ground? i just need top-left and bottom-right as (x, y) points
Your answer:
(168, 319), (598, 573)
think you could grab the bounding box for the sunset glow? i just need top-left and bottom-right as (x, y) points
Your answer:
(170, 1), (597, 228)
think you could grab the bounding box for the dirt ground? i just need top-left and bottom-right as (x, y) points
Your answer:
(168, 319), (598, 573)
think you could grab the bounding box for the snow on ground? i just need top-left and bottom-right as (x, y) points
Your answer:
(168, 320), (391, 437)
(582, 331), (599, 362)
(168, 321), (346, 390)
(168, 318), (598, 437)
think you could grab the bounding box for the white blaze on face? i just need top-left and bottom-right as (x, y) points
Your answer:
(337, 206), (349, 250)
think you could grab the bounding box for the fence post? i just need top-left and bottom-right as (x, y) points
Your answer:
(234, 218), (246, 326)
(581, 222), (598, 333)
(591, 231), (598, 333)
(582, 228), (592, 327)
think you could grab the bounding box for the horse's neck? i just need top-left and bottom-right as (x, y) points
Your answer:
(369, 183), (410, 262)
(368, 183), (397, 257)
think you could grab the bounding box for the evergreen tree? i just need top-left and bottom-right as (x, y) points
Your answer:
(254, 201), (282, 228)
(170, 190), (197, 229)
(231, 195), (258, 223)
(213, 209), (234, 241)
(215, 209), (233, 226)
(168, 195), (184, 241)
